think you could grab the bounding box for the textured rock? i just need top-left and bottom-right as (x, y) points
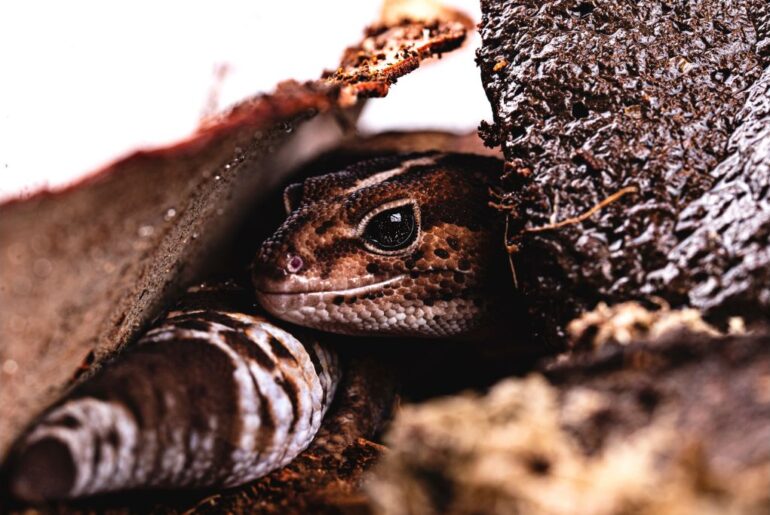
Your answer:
(370, 331), (770, 515)
(477, 0), (768, 346)
(646, 65), (770, 319)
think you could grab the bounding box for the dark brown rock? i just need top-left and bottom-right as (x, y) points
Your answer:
(477, 0), (769, 346)
(646, 65), (770, 320)
(370, 330), (770, 515)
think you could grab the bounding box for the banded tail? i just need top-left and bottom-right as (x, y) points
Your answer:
(7, 293), (339, 501)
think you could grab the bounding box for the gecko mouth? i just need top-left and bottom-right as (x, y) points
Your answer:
(257, 275), (406, 298)
(255, 275), (407, 317)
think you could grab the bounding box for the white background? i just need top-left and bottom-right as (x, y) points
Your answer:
(0, 1), (490, 201)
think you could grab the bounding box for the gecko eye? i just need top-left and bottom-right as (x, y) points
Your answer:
(363, 204), (417, 251)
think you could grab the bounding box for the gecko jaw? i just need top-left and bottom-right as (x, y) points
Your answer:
(256, 275), (406, 315)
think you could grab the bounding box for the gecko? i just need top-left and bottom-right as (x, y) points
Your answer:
(5, 151), (509, 501)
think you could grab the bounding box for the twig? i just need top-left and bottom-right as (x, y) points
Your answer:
(524, 186), (638, 234)
(504, 215), (519, 288)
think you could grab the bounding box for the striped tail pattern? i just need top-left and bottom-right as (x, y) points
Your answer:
(7, 285), (340, 501)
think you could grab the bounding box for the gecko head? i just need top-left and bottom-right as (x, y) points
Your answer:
(252, 152), (506, 338)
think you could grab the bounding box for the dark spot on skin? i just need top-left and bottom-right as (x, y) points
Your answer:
(412, 249), (425, 261)
(424, 298), (435, 307)
(415, 468), (455, 513)
(314, 220), (334, 235)
(11, 438), (77, 499)
(268, 335), (296, 361)
(346, 296), (357, 304)
(190, 411), (209, 431)
(106, 430), (120, 447)
(591, 408), (615, 429)
(222, 331), (275, 371)
(434, 248), (450, 259)
(333, 295), (345, 305)
(575, 1), (595, 16)
(255, 384), (276, 446)
(636, 385), (661, 413)
(441, 293), (454, 301)
(410, 271), (420, 279)
(172, 319), (212, 332)
(458, 258), (471, 271)
(302, 343), (324, 380)
(53, 415), (81, 429)
(92, 439), (102, 471)
(168, 311), (249, 330)
(404, 259), (415, 268)
(446, 237), (460, 250)
(572, 324), (599, 350)
(366, 262), (379, 274)
(275, 376), (300, 433)
(454, 272), (466, 284)
(315, 238), (360, 278)
(525, 454), (551, 475)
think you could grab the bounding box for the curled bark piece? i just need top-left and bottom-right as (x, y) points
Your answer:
(330, 18), (469, 106)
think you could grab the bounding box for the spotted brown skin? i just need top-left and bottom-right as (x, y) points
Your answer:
(253, 152), (508, 338)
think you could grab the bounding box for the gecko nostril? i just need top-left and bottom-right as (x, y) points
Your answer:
(286, 255), (304, 274)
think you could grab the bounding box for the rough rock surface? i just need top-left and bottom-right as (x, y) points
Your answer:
(477, 0), (769, 346)
(647, 64), (770, 319)
(370, 331), (770, 515)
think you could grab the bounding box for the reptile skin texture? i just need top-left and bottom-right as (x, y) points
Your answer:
(6, 152), (504, 501)
(254, 152), (507, 338)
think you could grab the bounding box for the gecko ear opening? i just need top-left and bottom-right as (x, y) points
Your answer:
(283, 183), (303, 215)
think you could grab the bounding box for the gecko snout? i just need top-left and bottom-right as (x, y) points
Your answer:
(252, 245), (309, 294)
